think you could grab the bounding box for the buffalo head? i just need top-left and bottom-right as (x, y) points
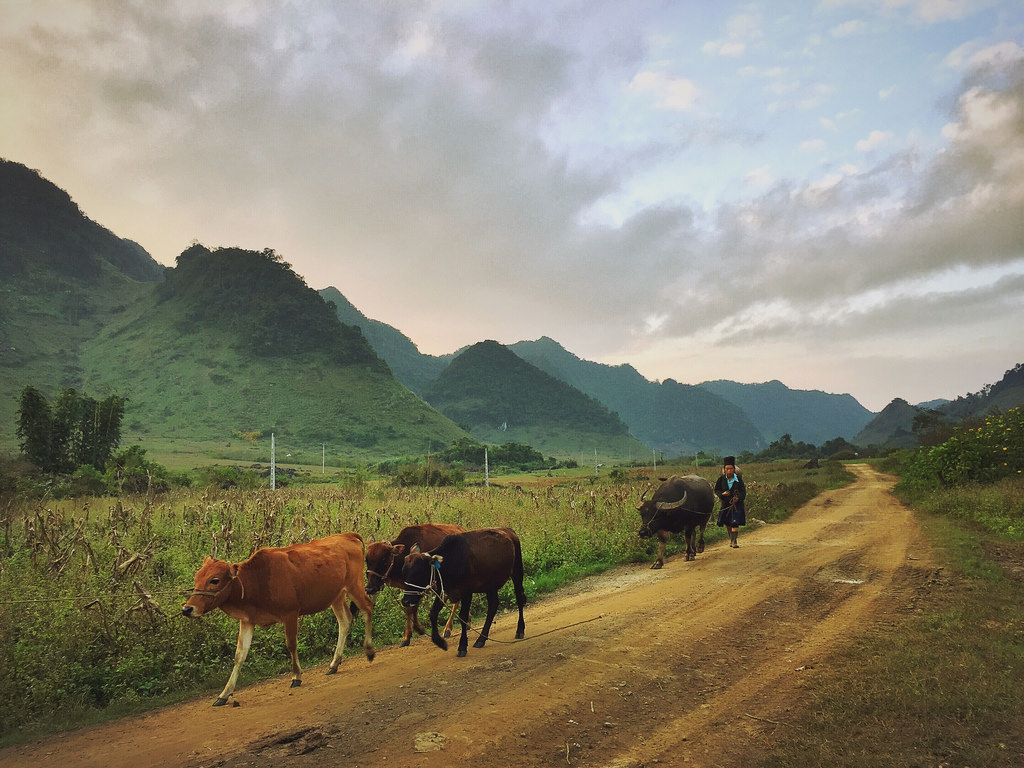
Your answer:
(636, 491), (690, 538)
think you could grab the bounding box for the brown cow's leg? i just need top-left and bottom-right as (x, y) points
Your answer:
(401, 604), (417, 646)
(214, 620), (254, 706)
(284, 613), (303, 687)
(442, 601), (458, 638)
(328, 597), (353, 673)
(349, 583), (376, 662)
(429, 596), (448, 651)
(474, 590), (501, 649)
(456, 594), (473, 657)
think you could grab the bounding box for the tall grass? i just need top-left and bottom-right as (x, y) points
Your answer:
(0, 460), (847, 742)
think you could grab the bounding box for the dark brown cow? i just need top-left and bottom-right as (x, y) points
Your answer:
(636, 474), (715, 568)
(401, 527), (526, 657)
(181, 532), (375, 706)
(364, 523), (465, 646)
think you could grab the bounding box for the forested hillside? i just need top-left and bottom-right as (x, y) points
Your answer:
(422, 340), (647, 458)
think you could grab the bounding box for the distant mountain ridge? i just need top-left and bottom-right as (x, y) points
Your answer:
(855, 363), (1024, 448)
(697, 379), (874, 445)
(421, 340), (647, 458)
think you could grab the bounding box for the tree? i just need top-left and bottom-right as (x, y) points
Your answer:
(16, 386), (56, 471)
(16, 386), (126, 473)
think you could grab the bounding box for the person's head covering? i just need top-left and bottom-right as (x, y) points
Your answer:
(723, 456), (736, 467)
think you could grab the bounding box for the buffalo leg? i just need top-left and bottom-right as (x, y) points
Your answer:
(215, 620), (254, 706)
(474, 590), (500, 649)
(652, 531), (669, 569)
(457, 593), (473, 657)
(697, 519), (707, 553)
(429, 595), (448, 651)
(684, 526), (696, 561)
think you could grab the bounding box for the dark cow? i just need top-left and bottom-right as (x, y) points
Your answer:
(636, 474), (715, 568)
(401, 527), (526, 657)
(181, 532), (375, 706)
(364, 523), (465, 645)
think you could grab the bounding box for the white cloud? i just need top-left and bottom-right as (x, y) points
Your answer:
(629, 70), (700, 111)
(856, 130), (894, 151)
(830, 19), (868, 38)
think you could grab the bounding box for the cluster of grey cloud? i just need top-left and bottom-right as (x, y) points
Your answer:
(2, 1), (1022, 410)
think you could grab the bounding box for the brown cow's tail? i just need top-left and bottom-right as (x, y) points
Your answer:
(510, 531), (527, 640)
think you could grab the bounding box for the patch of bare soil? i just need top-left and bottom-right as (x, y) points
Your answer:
(0, 464), (933, 768)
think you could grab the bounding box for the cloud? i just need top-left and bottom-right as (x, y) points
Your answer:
(856, 130), (894, 151)
(830, 19), (868, 38)
(629, 71), (700, 111)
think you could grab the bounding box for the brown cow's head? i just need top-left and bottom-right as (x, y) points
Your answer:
(365, 542), (408, 595)
(400, 545), (442, 608)
(636, 492), (689, 538)
(182, 556), (238, 618)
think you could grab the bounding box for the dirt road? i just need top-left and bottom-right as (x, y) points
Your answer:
(1, 464), (934, 768)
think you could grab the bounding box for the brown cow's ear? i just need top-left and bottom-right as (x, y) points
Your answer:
(203, 555), (214, 564)
(431, 555), (444, 565)
(228, 563), (240, 579)
(393, 544), (407, 557)
(410, 544), (421, 554)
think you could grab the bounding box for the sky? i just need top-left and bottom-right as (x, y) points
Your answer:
(2, 0), (1023, 413)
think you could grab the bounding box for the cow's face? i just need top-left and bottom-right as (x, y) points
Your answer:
(182, 556), (237, 618)
(400, 547), (441, 608)
(365, 542), (403, 595)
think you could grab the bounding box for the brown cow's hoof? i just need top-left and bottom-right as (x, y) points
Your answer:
(366, 649), (376, 662)
(213, 697), (229, 707)
(326, 667), (338, 676)
(650, 561), (663, 570)
(457, 648), (468, 657)
(290, 679), (302, 688)
(516, 630), (525, 639)
(685, 554), (695, 561)
(443, 629), (452, 638)
(400, 638), (411, 647)
(473, 638), (487, 648)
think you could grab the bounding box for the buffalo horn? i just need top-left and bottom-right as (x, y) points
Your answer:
(654, 493), (688, 512)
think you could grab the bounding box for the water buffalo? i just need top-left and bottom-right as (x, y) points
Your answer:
(401, 527), (526, 657)
(636, 474), (715, 568)
(182, 532), (375, 706)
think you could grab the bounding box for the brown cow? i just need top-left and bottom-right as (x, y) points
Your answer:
(401, 527), (526, 657)
(364, 523), (464, 646)
(181, 532), (375, 706)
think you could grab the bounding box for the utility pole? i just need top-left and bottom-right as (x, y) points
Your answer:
(484, 446), (489, 487)
(271, 433), (276, 490)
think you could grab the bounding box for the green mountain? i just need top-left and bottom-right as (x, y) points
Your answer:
(421, 340), (648, 459)
(319, 287), (450, 394)
(0, 160), (470, 460)
(697, 379), (874, 445)
(853, 398), (922, 449)
(74, 245), (471, 458)
(0, 159), (163, 445)
(939, 363), (1024, 421)
(509, 337), (765, 455)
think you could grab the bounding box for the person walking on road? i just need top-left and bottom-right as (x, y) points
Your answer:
(715, 456), (746, 548)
